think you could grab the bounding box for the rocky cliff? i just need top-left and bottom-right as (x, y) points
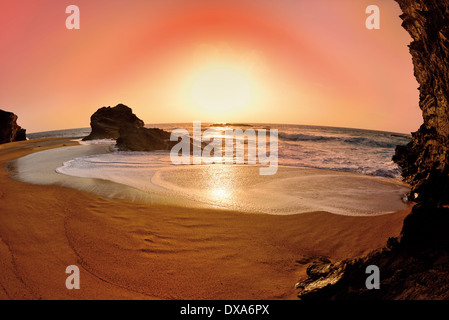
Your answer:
(83, 103), (179, 151)
(297, 0), (449, 299)
(393, 0), (449, 204)
(0, 109), (26, 144)
(83, 104), (145, 140)
(296, 203), (449, 300)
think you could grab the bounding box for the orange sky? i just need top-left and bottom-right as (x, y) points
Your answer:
(0, 0), (421, 133)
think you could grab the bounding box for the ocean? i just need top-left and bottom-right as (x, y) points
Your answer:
(18, 123), (411, 215)
(27, 123), (411, 179)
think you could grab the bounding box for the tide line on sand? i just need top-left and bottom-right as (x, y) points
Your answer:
(9, 141), (410, 216)
(0, 138), (412, 299)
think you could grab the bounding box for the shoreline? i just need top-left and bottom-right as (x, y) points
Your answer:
(0, 138), (412, 299)
(9, 139), (410, 216)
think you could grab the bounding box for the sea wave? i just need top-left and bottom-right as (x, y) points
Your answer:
(209, 123), (253, 128)
(278, 132), (410, 149)
(28, 123), (410, 180)
(78, 138), (116, 145)
(279, 133), (330, 141)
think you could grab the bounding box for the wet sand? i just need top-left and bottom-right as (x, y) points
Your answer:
(0, 138), (411, 299)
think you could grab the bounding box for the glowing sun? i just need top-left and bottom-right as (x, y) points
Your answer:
(190, 68), (253, 113)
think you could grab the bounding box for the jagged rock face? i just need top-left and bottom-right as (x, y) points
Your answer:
(296, 204), (449, 300)
(0, 109), (26, 144)
(392, 0), (449, 203)
(84, 103), (180, 151)
(83, 104), (144, 140)
(295, 1), (449, 300)
(116, 124), (177, 151)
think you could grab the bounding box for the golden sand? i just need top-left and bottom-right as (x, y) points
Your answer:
(0, 138), (410, 299)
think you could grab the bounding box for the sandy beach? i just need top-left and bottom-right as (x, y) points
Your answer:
(0, 138), (411, 300)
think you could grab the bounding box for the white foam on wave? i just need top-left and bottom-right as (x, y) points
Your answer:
(149, 165), (410, 215)
(77, 138), (117, 146)
(47, 146), (411, 216)
(27, 124), (411, 179)
(9, 144), (193, 206)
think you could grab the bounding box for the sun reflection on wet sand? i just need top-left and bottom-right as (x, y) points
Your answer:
(205, 165), (235, 207)
(24, 144), (411, 216)
(210, 187), (230, 201)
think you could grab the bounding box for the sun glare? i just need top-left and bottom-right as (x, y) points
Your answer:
(172, 45), (273, 122)
(190, 68), (253, 114)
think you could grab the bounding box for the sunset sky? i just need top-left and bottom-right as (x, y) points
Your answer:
(0, 0), (421, 134)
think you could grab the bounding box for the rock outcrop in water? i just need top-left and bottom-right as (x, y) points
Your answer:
(392, 0), (449, 204)
(83, 104), (145, 140)
(0, 109), (26, 144)
(83, 103), (179, 151)
(116, 124), (178, 151)
(297, 0), (449, 299)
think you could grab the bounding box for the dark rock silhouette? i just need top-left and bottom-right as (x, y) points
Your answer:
(296, 203), (449, 300)
(297, 0), (449, 299)
(0, 109), (26, 144)
(116, 124), (202, 152)
(83, 104), (144, 140)
(116, 124), (177, 151)
(392, 0), (449, 204)
(84, 103), (190, 152)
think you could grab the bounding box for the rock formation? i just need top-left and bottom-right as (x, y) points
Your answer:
(116, 124), (178, 151)
(83, 103), (180, 151)
(296, 204), (449, 300)
(0, 109), (26, 144)
(83, 104), (145, 140)
(392, 0), (449, 204)
(297, 0), (449, 299)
